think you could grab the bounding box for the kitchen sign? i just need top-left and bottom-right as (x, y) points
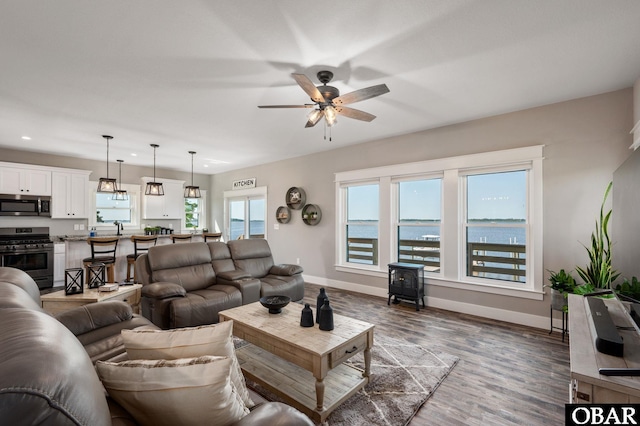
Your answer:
(232, 178), (256, 190)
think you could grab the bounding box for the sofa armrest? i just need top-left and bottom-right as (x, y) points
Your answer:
(217, 270), (252, 281)
(141, 282), (187, 299)
(232, 402), (313, 426)
(269, 264), (303, 276)
(54, 300), (133, 336)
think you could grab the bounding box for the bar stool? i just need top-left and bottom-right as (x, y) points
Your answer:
(83, 237), (119, 284)
(171, 234), (193, 243)
(203, 232), (222, 242)
(126, 235), (158, 283)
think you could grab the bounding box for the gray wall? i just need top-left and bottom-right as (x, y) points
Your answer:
(211, 89), (634, 327)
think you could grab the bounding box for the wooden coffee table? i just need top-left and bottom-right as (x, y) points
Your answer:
(219, 302), (374, 423)
(40, 284), (142, 315)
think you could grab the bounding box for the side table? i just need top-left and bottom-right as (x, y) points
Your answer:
(41, 284), (142, 315)
(549, 304), (568, 342)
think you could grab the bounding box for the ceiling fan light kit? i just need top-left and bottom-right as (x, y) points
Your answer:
(258, 70), (389, 137)
(97, 135), (117, 193)
(145, 143), (164, 196)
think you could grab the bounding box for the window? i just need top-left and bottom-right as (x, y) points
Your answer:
(335, 146), (543, 299)
(184, 191), (207, 230)
(344, 183), (379, 265)
(90, 183), (139, 229)
(396, 178), (442, 273)
(224, 187), (267, 241)
(464, 170), (527, 284)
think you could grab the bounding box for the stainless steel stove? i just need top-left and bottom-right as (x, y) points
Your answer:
(0, 227), (54, 289)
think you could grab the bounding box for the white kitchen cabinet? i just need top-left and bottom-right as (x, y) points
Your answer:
(51, 171), (91, 218)
(0, 166), (51, 195)
(53, 243), (66, 287)
(141, 178), (185, 219)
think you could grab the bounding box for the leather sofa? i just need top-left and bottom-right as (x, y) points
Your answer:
(0, 267), (313, 426)
(135, 238), (304, 329)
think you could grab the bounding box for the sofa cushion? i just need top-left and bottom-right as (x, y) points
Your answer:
(147, 243), (215, 292)
(227, 239), (275, 278)
(121, 321), (253, 408)
(96, 356), (249, 426)
(0, 267), (42, 304)
(168, 285), (242, 328)
(0, 282), (45, 312)
(260, 275), (305, 301)
(0, 308), (112, 426)
(208, 241), (237, 273)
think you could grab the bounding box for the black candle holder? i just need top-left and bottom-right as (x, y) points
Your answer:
(87, 263), (106, 289)
(65, 268), (84, 295)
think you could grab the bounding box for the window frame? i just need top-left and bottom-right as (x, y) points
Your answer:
(182, 190), (207, 232)
(335, 146), (544, 300)
(223, 186), (267, 241)
(89, 182), (140, 230)
(339, 180), (381, 269)
(392, 174), (444, 276)
(460, 167), (530, 289)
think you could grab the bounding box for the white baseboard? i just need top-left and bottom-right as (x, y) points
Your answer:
(303, 274), (563, 332)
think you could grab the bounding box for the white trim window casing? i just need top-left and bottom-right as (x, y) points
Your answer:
(460, 168), (531, 290)
(89, 182), (140, 230)
(339, 181), (380, 269)
(335, 146), (544, 299)
(183, 190), (207, 232)
(223, 186), (267, 241)
(391, 175), (444, 276)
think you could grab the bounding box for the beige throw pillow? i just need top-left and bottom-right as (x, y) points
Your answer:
(121, 321), (254, 408)
(96, 356), (249, 426)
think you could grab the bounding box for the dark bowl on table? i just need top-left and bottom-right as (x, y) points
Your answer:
(259, 295), (291, 314)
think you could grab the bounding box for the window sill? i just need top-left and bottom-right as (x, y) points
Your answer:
(335, 264), (543, 300)
(427, 276), (544, 300)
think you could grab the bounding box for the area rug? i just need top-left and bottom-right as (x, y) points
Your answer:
(241, 335), (459, 426)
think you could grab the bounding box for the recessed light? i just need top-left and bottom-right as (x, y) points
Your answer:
(131, 153), (137, 157)
(21, 136), (31, 140)
(203, 164), (208, 168)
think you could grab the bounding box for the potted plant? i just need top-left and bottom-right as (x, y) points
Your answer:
(575, 182), (620, 289)
(615, 276), (640, 303)
(546, 269), (577, 311)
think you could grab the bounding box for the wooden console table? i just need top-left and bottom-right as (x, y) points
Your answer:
(41, 284), (142, 315)
(568, 293), (640, 403)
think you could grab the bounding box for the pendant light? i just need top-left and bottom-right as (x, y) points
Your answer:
(184, 151), (201, 198)
(113, 159), (128, 201)
(145, 144), (164, 196)
(97, 135), (117, 192)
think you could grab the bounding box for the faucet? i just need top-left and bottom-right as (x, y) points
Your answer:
(114, 221), (122, 236)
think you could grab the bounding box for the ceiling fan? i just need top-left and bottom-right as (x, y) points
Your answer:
(258, 70), (390, 129)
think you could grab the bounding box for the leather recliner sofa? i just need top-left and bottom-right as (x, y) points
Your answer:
(135, 238), (304, 329)
(0, 267), (313, 425)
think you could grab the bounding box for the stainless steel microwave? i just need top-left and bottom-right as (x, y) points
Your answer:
(0, 194), (51, 216)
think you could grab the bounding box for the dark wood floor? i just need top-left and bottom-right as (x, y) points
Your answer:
(302, 283), (570, 426)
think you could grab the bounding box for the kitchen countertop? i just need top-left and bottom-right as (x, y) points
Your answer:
(53, 233), (201, 242)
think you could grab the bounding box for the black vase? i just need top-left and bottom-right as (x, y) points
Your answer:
(319, 299), (334, 331)
(316, 287), (328, 324)
(300, 303), (314, 327)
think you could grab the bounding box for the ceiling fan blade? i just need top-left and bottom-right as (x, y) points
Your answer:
(258, 104), (315, 108)
(292, 73), (325, 103)
(332, 84), (390, 105)
(334, 106), (376, 122)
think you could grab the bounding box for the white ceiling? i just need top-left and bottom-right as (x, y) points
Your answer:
(1, 1), (639, 174)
